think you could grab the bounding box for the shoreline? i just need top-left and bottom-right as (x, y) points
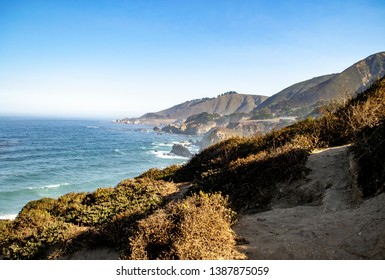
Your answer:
(0, 214), (17, 220)
(0, 119), (201, 222)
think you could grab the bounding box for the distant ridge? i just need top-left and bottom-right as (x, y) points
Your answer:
(119, 51), (385, 123)
(141, 92), (268, 120)
(258, 52), (385, 113)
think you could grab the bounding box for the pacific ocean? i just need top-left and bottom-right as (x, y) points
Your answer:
(0, 117), (199, 219)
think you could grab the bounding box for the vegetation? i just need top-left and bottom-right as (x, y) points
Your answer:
(186, 112), (220, 124)
(218, 91), (238, 97)
(136, 165), (181, 181)
(0, 178), (178, 259)
(171, 77), (385, 210)
(251, 108), (273, 119)
(1, 77), (385, 259)
(351, 119), (385, 198)
(128, 192), (245, 260)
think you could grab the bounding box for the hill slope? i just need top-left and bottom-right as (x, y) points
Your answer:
(141, 93), (268, 120)
(1, 61), (385, 260)
(235, 145), (385, 259)
(258, 52), (385, 114)
(256, 74), (337, 110)
(118, 52), (385, 123)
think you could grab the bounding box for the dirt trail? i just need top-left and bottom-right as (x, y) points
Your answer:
(234, 145), (385, 259)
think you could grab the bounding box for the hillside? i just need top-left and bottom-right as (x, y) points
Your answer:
(235, 146), (385, 259)
(258, 52), (385, 115)
(116, 92), (268, 125)
(256, 74), (337, 110)
(1, 69), (385, 260)
(117, 52), (385, 125)
(142, 92), (268, 120)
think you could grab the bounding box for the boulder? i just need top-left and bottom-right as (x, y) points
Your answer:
(162, 124), (183, 134)
(170, 144), (192, 158)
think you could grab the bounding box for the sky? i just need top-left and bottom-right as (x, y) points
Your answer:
(0, 0), (385, 118)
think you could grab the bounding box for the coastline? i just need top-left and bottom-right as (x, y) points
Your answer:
(0, 214), (17, 221)
(0, 118), (200, 220)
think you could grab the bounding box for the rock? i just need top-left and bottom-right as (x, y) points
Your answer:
(153, 126), (161, 132)
(162, 124), (183, 134)
(170, 144), (192, 158)
(200, 127), (243, 150)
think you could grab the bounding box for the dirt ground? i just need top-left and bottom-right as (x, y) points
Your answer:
(234, 145), (385, 259)
(61, 146), (385, 260)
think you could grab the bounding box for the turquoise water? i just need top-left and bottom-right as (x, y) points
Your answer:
(0, 117), (199, 219)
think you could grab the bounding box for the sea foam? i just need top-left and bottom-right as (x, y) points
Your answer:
(27, 183), (69, 190)
(0, 214), (17, 220)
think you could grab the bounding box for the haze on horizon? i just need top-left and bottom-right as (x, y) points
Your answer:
(1, 0), (385, 119)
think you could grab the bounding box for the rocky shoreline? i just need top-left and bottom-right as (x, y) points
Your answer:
(117, 113), (298, 151)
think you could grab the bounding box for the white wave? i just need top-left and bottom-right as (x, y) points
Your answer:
(115, 149), (125, 155)
(176, 140), (191, 146)
(0, 214), (17, 220)
(154, 143), (173, 147)
(149, 150), (188, 160)
(86, 126), (99, 129)
(28, 183), (69, 190)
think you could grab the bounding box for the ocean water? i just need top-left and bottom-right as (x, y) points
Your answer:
(0, 117), (199, 219)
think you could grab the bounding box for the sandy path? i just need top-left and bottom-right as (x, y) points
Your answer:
(234, 145), (385, 259)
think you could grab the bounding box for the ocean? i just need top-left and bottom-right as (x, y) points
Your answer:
(0, 117), (199, 219)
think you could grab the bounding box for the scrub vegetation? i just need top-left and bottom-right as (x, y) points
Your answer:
(1, 77), (385, 259)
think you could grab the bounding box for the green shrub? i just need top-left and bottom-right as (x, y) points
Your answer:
(2, 203), (72, 259)
(137, 165), (181, 181)
(1, 178), (179, 259)
(0, 219), (12, 248)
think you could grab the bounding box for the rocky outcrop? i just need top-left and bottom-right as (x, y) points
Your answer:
(199, 119), (297, 150)
(161, 124), (183, 134)
(161, 112), (219, 135)
(200, 127), (243, 150)
(170, 144), (192, 158)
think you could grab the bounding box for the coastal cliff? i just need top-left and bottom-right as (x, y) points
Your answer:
(117, 52), (385, 150)
(1, 76), (385, 260)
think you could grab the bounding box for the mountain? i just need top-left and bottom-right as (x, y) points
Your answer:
(117, 52), (385, 125)
(256, 74), (337, 110)
(257, 52), (385, 114)
(140, 92), (268, 120)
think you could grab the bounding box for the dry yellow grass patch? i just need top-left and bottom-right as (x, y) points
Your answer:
(128, 192), (246, 260)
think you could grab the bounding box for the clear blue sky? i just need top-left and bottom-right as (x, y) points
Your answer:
(1, 0), (384, 118)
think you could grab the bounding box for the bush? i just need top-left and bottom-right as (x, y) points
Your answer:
(1, 178), (180, 259)
(136, 165), (181, 181)
(0, 219), (12, 248)
(1, 200), (74, 259)
(128, 192), (245, 260)
(351, 119), (385, 198)
(194, 145), (310, 211)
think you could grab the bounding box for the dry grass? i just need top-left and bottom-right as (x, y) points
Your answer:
(128, 192), (245, 260)
(0, 178), (179, 259)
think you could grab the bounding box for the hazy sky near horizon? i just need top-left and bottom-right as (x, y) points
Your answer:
(1, 0), (385, 118)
